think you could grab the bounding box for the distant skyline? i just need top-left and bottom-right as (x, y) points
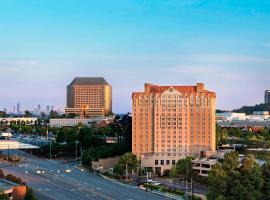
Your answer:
(0, 0), (270, 113)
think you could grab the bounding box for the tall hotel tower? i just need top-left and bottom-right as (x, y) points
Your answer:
(132, 83), (216, 175)
(65, 77), (112, 118)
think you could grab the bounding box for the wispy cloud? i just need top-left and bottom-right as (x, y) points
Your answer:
(10, 60), (38, 66)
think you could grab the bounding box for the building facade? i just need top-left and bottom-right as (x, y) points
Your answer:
(132, 83), (216, 175)
(65, 77), (112, 118)
(265, 90), (270, 104)
(49, 117), (103, 128)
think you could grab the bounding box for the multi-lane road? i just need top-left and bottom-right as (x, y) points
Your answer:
(0, 151), (171, 200)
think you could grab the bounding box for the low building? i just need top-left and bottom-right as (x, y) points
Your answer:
(192, 145), (235, 177)
(92, 156), (120, 172)
(0, 140), (39, 150)
(192, 158), (217, 177)
(0, 118), (37, 125)
(216, 112), (246, 122)
(49, 117), (103, 128)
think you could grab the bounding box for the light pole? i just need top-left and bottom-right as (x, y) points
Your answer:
(126, 163), (128, 181)
(75, 141), (78, 160)
(49, 141), (52, 159)
(80, 146), (83, 166)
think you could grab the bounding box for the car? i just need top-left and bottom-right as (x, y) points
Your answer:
(151, 180), (161, 186)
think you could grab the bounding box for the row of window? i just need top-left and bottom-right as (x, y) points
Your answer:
(155, 160), (176, 166)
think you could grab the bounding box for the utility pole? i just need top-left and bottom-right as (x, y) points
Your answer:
(49, 142), (52, 159)
(75, 141), (78, 160)
(126, 163), (128, 181)
(80, 147), (83, 166)
(186, 179), (188, 200)
(191, 178), (194, 200)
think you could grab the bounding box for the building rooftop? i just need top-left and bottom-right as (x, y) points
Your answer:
(69, 77), (109, 86)
(132, 83), (215, 97)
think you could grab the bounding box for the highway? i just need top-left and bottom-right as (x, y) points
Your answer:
(0, 151), (171, 200)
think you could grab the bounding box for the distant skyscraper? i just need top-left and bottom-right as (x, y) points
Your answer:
(65, 77), (112, 118)
(16, 102), (20, 114)
(3, 108), (7, 113)
(46, 105), (50, 113)
(265, 90), (270, 104)
(51, 105), (54, 111)
(132, 83), (216, 175)
(38, 104), (41, 113)
(13, 106), (15, 114)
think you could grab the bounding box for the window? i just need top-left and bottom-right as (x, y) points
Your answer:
(172, 160), (176, 165)
(155, 160), (158, 165)
(166, 160), (170, 165)
(161, 160), (164, 165)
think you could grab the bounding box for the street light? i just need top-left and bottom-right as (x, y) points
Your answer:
(75, 141), (79, 160)
(49, 141), (52, 159)
(80, 146), (83, 166)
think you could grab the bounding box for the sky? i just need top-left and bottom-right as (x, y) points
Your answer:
(0, 0), (270, 113)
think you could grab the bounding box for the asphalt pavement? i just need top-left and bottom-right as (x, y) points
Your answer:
(0, 150), (172, 200)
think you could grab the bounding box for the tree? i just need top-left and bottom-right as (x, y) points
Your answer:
(222, 151), (239, 172)
(216, 126), (228, 145)
(169, 165), (177, 190)
(24, 111), (32, 117)
(0, 111), (8, 118)
(232, 103), (270, 115)
(175, 157), (193, 178)
(24, 187), (37, 200)
(49, 110), (59, 118)
(238, 155), (262, 200)
(207, 164), (228, 200)
(114, 152), (137, 175)
(261, 162), (270, 200)
(0, 189), (9, 200)
(207, 152), (263, 200)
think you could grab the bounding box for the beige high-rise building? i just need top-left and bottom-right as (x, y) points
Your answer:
(132, 83), (216, 175)
(65, 77), (112, 118)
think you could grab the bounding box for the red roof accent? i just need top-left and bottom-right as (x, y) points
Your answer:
(132, 84), (216, 98)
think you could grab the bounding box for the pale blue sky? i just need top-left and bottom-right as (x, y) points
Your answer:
(0, 0), (269, 113)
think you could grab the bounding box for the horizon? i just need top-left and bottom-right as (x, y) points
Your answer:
(0, 0), (270, 113)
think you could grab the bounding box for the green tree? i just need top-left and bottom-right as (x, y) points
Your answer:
(169, 165), (177, 190)
(261, 162), (270, 200)
(236, 155), (262, 200)
(175, 157), (193, 178)
(207, 152), (263, 200)
(222, 151), (239, 172)
(207, 164), (227, 200)
(114, 152), (137, 175)
(216, 126), (228, 145)
(0, 111), (8, 118)
(24, 187), (37, 200)
(0, 189), (9, 200)
(24, 110), (32, 117)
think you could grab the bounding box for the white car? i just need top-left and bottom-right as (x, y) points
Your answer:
(151, 181), (161, 186)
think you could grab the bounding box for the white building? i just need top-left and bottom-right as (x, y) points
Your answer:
(216, 112), (246, 122)
(0, 117), (37, 125)
(216, 111), (270, 123)
(49, 117), (103, 128)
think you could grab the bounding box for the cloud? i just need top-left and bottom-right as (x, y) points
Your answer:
(10, 60), (38, 66)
